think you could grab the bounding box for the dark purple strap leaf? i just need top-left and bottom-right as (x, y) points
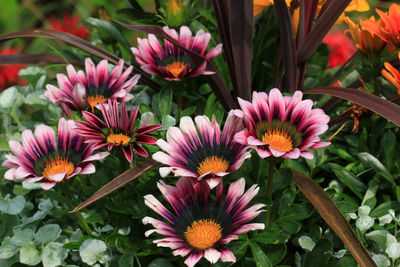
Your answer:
(297, 0), (351, 63)
(0, 53), (82, 65)
(305, 87), (400, 127)
(73, 159), (161, 212)
(292, 170), (377, 267)
(0, 29), (160, 89)
(112, 21), (236, 111)
(274, 0), (298, 92)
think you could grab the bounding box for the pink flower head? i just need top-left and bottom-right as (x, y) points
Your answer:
(75, 100), (163, 163)
(49, 13), (90, 40)
(131, 26), (222, 81)
(234, 89), (330, 159)
(152, 112), (250, 188)
(322, 31), (356, 69)
(2, 118), (109, 190)
(143, 177), (265, 267)
(45, 58), (140, 118)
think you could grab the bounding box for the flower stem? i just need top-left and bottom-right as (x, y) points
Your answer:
(117, 149), (129, 173)
(264, 158), (276, 229)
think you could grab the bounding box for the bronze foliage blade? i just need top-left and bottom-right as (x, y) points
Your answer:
(0, 53), (82, 65)
(305, 87), (400, 127)
(73, 159), (161, 212)
(292, 171), (377, 267)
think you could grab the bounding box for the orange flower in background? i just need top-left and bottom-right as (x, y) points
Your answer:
(322, 31), (356, 68)
(382, 52), (400, 94)
(376, 3), (400, 48)
(49, 13), (90, 40)
(345, 16), (387, 55)
(0, 47), (26, 90)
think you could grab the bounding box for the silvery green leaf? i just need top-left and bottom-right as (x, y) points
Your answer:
(333, 249), (347, 258)
(372, 254), (390, 267)
(379, 214), (393, 226)
(22, 180), (41, 190)
(118, 227), (130, 236)
(100, 225), (113, 232)
(35, 224), (62, 244)
(347, 213), (358, 220)
(358, 205), (371, 216)
(386, 234), (397, 245)
(386, 243), (400, 260)
(0, 195), (25, 215)
(356, 216), (374, 232)
(79, 239), (107, 266)
(11, 229), (35, 246)
(298, 236), (315, 252)
(366, 230), (390, 249)
(0, 237), (19, 259)
(41, 242), (67, 267)
(0, 87), (18, 109)
(19, 242), (41, 265)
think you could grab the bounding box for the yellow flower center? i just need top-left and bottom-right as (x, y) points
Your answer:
(197, 156), (229, 176)
(87, 95), (107, 112)
(166, 61), (186, 78)
(107, 133), (131, 145)
(42, 157), (75, 181)
(184, 219), (222, 250)
(262, 129), (293, 152)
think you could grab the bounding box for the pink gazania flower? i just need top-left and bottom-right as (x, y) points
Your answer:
(2, 118), (109, 190)
(143, 177), (265, 267)
(75, 100), (163, 163)
(234, 89), (330, 159)
(152, 112), (250, 188)
(49, 13), (90, 40)
(44, 58), (140, 118)
(131, 26), (222, 81)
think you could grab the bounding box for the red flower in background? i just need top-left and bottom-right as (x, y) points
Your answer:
(323, 31), (356, 69)
(0, 47), (26, 90)
(49, 13), (90, 40)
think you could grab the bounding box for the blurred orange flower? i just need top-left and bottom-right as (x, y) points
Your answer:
(382, 53), (400, 94)
(345, 16), (387, 55)
(376, 3), (400, 48)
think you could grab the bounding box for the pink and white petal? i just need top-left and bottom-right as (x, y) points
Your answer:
(269, 147), (286, 157)
(179, 117), (202, 147)
(26, 176), (44, 183)
(255, 147), (272, 158)
(4, 168), (17, 180)
(14, 167), (34, 179)
(247, 136), (265, 146)
(179, 26), (192, 48)
(72, 83), (87, 109)
(40, 182), (56, 190)
(233, 223), (265, 234)
(205, 177), (222, 189)
(234, 130), (250, 145)
(159, 167), (172, 177)
(283, 148), (300, 159)
(219, 234), (238, 244)
(48, 171), (67, 182)
(81, 152), (109, 162)
(34, 124), (56, 154)
(219, 249), (236, 262)
(79, 163), (96, 174)
(172, 248), (193, 257)
(204, 44), (223, 60)
(188, 61), (207, 77)
(144, 194), (175, 223)
(309, 141), (331, 149)
(204, 248), (221, 264)
(184, 251), (204, 267)
(232, 184), (260, 217)
(300, 151), (314, 159)
(268, 88), (286, 121)
(224, 178), (245, 213)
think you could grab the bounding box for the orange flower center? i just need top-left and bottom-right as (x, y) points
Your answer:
(87, 95), (107, 112)
(184, 219), (222, 250)
(166, 61), (186, 78)
(197, 156), (229, 175)
(42, 157), (75, 181)
(107, 133), (131, 145)
(262, 129), (293, 152)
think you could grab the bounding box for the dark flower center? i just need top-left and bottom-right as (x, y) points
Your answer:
(256, 120), (302, 151)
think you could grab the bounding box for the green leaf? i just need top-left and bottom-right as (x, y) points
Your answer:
(358, 152), (394, 185)
(252, 231), (288, 245)
(0, 237), (19, 259)
(148, 258), (174, 267)
(158, 88), (172, 118)
(277, 218), (301, 234)
(161, 115), (176, 130)
(0, 195), (25, 215)
(302, 239), (333, 267)
(25, 90), (47, 106)
(79, 239), (107, 266)
(11, 229), (35, 246)
(249, 241), (273, 267)
(370, 201), (400, 217)
(18, 66), (46, 87)
(298, 236), (315, 252)
(0, 87), (18, 109)
(366, 230), (389, 249)
(382, 131), (395, 171)
(41, 242), (67, 267)
(19, 242), (41, 266)
(119, 254), (133, 267)
(35, 224), (62, 244)
(328, 163), (366, 199)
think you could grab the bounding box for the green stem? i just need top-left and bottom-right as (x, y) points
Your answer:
(264, 159), (275, 229)
(117, 149), (129, 173)
(60, 183), (93, 236)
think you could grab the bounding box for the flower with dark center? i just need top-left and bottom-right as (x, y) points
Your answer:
(152, 112), (250, 188)
(2, 118), (109, 190)
(143, 177), (265, 267)
(75, 100), (163, 163)
(45, 58), (140, 117)
(234, 89), (330, 159)
(131, 26), (222, 81)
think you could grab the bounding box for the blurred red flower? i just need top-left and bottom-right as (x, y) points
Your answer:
(0, 47), (26, 90)
(49, 13), (90, 40)
(323, 31), (357, 69)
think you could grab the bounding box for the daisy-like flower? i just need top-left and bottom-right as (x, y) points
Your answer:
(234, 89), (330, 159)
(143, 177), (265, 267)
(49, 13), (90, 40)
(382, 52), (400, 95)
(75, 100), (163, 163)
(131, 26), (222, 81)
(2, 118), (109, 190)
(44, 58), (140, 117)
(152, 112), (250, 188)
(376, 3), (400, 48)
